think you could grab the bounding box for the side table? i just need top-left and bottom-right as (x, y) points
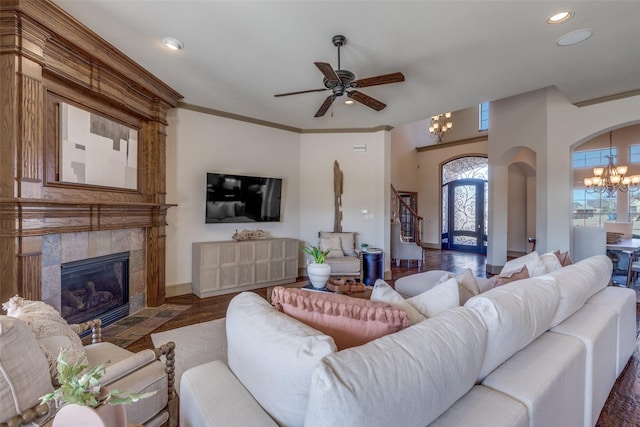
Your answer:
(362, 249), (384, 286)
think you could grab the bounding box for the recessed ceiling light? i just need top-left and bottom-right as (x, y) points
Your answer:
(162, 37), (184, 50)
(557, 29), (594, 47)
(547, 11), (574, 24)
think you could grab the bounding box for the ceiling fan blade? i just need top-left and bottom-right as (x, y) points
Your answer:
(315, 95), (337, 117)
(274, 88), (328, 97)
(352, 72), (405, 88)
(347, 91), (386, 111)
(315, 62), (341, 82)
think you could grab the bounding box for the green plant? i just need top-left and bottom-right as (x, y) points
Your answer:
(302, 245), (331, 264)
(40, 349), (155, 408)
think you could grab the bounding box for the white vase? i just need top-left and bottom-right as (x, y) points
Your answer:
(307, 263), (331, 289)
(53, 403), (127, 427)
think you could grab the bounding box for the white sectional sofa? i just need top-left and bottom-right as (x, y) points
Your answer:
(180, 255), (636, 427)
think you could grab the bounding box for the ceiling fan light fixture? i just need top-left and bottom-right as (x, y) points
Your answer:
(162, 37), (184, 50)
(345, 99), (355, 105)
(547, 11), (574, 24)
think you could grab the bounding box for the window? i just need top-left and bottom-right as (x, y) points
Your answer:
(630, 144), (640, 163)
(572, 187), (617, 227)
(479, 102), (489, 131)
(573, 148), (617, 169)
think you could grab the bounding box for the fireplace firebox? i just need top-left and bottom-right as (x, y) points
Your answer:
(60, 252), (130, 327)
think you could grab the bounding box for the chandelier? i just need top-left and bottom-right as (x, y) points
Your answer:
(584, 131), (640, 197)
(428, 112), (453, 142)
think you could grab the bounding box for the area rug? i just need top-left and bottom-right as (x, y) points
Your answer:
(83, 303), (191, 348)
(151, 318), (227, 395)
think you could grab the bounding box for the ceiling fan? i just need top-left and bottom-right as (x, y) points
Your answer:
(274, 35), (405, 117)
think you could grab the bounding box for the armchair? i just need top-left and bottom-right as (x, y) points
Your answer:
(390, 222), (424, 268)
(318, 231), (363, 281)
(0, 312), (175, 427)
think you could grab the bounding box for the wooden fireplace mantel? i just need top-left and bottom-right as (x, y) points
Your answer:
(0, 0), (183, 305)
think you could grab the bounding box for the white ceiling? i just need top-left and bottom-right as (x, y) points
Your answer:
(52, 1), (640, 131)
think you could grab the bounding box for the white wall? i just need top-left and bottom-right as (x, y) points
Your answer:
(165, 108), (301, 291)
(299, 131), (391, 272)
(487, 87), (640, 267)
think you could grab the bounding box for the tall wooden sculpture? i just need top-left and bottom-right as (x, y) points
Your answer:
(334, 160), (343, 232)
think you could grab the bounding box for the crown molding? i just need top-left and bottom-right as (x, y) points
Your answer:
(177, 102), (393, 134)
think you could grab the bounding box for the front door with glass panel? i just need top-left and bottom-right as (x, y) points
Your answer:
(447, 180), (485, 252)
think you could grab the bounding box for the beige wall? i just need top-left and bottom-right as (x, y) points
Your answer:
(165, 108), (302, 292)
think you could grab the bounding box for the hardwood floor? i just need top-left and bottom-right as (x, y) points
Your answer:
(126, 249), (639, 426)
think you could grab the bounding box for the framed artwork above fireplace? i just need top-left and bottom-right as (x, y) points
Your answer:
(59, 102), (139, 190)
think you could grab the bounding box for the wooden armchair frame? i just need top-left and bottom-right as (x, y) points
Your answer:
(1, 319), (176, 427)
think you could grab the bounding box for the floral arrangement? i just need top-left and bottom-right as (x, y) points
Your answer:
(302, 245), (331, 264)
(40, 349), (155, 408)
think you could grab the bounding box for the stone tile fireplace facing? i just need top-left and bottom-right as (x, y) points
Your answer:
(41, 229), (146, 317)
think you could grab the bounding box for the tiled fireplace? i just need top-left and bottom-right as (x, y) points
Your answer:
(41, 229), (147, 318)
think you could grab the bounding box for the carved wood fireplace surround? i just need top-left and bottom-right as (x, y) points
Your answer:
(0, 0), (183, 308)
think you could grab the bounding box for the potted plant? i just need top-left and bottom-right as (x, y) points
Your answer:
(302, 245), (332, 289)
(40, 349), (155, 427)
(360, 242), (369, 252)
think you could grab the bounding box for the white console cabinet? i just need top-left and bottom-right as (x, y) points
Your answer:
(192, 238), (298, 298)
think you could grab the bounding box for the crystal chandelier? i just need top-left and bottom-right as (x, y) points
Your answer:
(428, 112), (453, 142)
(584, 131), (640, 197)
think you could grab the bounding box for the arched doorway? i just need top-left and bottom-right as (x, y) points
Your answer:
(441, 156), (488, 253)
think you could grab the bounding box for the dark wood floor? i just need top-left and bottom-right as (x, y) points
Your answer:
(127, 249), (638, 426)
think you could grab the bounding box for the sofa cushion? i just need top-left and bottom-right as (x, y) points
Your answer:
(370, 279), (426, 324)
(2, 296), (85, 384)
(465, 275), (559, 381)
(271, 286), (409, 350)
(323, 256), (360, 274)
(540, 251), (563, 273)
(319, 236), (344, 258)
(226, 292), (336, 427)
(547, 254), (612, 327)
(500, 251), (547, 277)
(486, 265), (530, 288)
(407, 277), (460, 318)
(438, 268), (480, 304)
(554, 250), (573, 266)
(0, 316), (54, 422)
(305, 307), (487, 427)
(319, 232), (356, 256)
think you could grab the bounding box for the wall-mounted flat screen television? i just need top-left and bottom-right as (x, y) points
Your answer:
(206, 173), (283, 223)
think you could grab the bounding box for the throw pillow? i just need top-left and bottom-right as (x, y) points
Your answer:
(500, 251), (546, 277)
(437, 268), (480, 305)
(271, 286), (409, 350)
(320, 232), (356, 256)
(554, 250), (573, 267)
(319, 236), (345, 258)
(407, 277), (460, 318)
(2, 296), (86, 385)
(370, 280), (426, 324)
(486, 265), (530, 288)
(540, 251), (563, 273)
(0, 316), (54, 421)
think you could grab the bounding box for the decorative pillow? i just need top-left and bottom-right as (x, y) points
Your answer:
(0, 316), (54, 421)
(486, 265), (530, 288)
(271, 286), (409, 350)
(319, 236), (344, 258)
(500, 251), (546, 277)
(226, 292), (336, 426)
(437, 268), (480, 305)
(370, 280), (426, 324)
(408, 277), (460, 318)
(2, 296), (85, 384)
(554, 250), (573, 267)
(540, 251), (563, 273)
(320, 232), (356, 256)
